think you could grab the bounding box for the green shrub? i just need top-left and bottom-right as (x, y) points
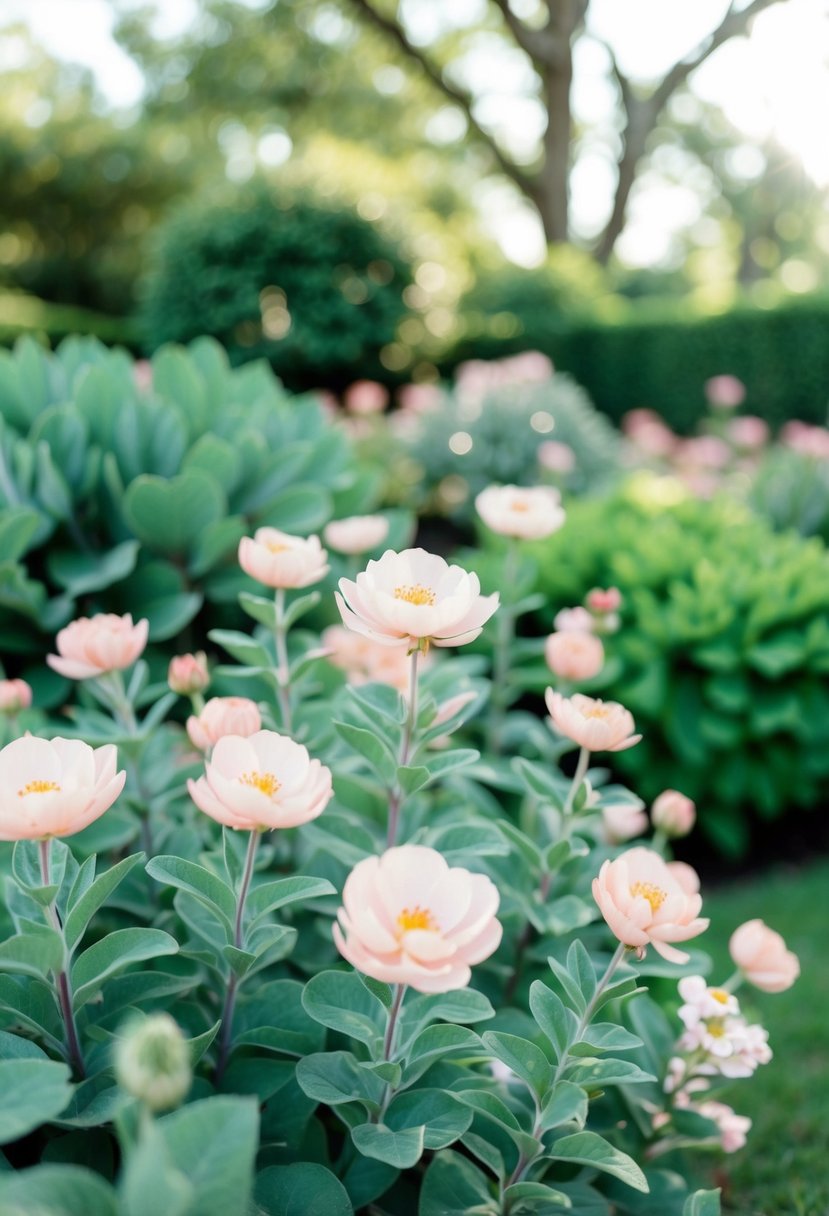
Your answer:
(0, 334), (374, 700)
(0, 291), (138, 351)
(404, 365), (620, 522)
(748, 446), (829, 543)
(527, 477), (829, 854)
(140, 186), (413, 391)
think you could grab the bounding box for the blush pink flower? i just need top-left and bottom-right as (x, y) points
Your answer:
(168, 652), (210, 697)
(651, 789), (696, 838)
(586, 587), (622, 614)
(602, 802), (648, 844)
(727, 415), (769, 450)
(623, 409), (677, 457)
(695, 1100), (751, 1152)
(592, 847), (708, 963)
(705, 374), (746, 410)
(333, 845), (502, 993)
(0, 679), (32, 714)
(553, 606), (594, 633)
(188, 730), (333, 831)
(545, 690), (641, 753)
(336, 548), (498, 650)
(238, 528), (329, 590)
(398, 383), (443, 415)
(0, 735), (125, 841)
(475, 484), (565, 541)
(545, 630), (604, 682)
(323, 515), (390, 556)
(47, 613), (149, 681)
(538, 440), (576, 474)
(322, 625), (416, 692)
(780, 421), (829, 460)
(729, 919), (800, 993)
(186, 697), (262, 752)
(344, 380), (389, 415)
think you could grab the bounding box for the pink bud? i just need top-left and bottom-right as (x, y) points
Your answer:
(0, 679), (32, 714)
(168, 653), (210, 696)
(586, 587), (622, 614)
(651, 789), (696, 838)
(705, 375), (746, 410)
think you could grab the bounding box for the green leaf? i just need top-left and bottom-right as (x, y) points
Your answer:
(155, 1096), (259, 1216)
(302, 970), (387, 1047)
(247, 876), (335, 923)
(0, 1059), (74, 1144)
(72, 928), (179, 1007)
(529, 981), (577, 1061)
(419, 1150), (499, 1216)
(145, 856), (235, 933)
(572, 1023), (643, 1054)
(282, 590), (322, 631)
(238, 592), (278, 630)
(481, 1032), (552, 1100)
(683, 1190), (722, 1216)
(538, 1081), (588, 1131)
(401, 1024), (482, 1087)
(296, 1051), (385, 1111)
(333, 720), (398, 784)
(0, 931), (63, 980)
(567, 940), (597, 1007)
(0, 507), (41, 562)
(552, 1131), (649, 1192)
(64, 853), (146, 952)
(385, 1088), (472, 1150)
(401, 988), (495, 1036)
(502, 1181), (570, 1210)
(47, 540), (140, 597)
(0, 1165), (118, 1215)
(208, 628), (272, 668)
(452, 1091), (539, 1156)
(120, 1116), (192, 1216)
(567, 1058), (655, 1087)
(254, 1163), (353, 1216)
(351, 1122), (425, 1169)
(123, 471), (225, 554)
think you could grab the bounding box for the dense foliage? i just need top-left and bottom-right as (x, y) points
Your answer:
(139, 188), (413, 391)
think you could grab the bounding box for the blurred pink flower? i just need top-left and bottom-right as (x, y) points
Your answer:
(546, 690), (641, 753)
(398, 383), (443, 414)
(677, 436), (732, 470)
(623, 409), (677, 457)
(586, 587), (622, 614)
(238, 528), (329, 590)
(705, 374), (746, 409)
(344, 380), (389, 415)
(727, 415), (769, 450)
(323, 515), (389, 556)
(47, 614), (148, 681)
(188, 730), (332, 831)
(0, 735), (125, 841)
(780, 420), (829, 460)
(333, 844), (502, 992)
(187, 697), (261, 752)
(544, 630), (604, 681)
(0, 679), (32, 714)
(695, 1100), (751, 1152)
(651, 789), (696, 838)
(553, 606), (594, 633)
(168, 653), (209, 697)
(475, 484), (565, 540)
(729, 919), (800, 993)
(321, 625), (415, 692)
(602, 802), (648, 844)
(592, 846), (708, 963)
(538, 440), (576, 474)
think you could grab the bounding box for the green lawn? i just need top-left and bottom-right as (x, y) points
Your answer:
(688, 859), (829, 1216)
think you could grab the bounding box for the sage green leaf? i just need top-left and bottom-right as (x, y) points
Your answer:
(0, 1059), (74, 1144)
(552, 1130), (649, 1192)
(123, 471), (225, 554)
(502, 1181), (570, 1210)
(72, 928), (179, 1007)
(567, 1058), (655, 1087)
(481, 1032), (552, 1100)
(683, 1190), (722, 1216)
(385, 1088), (472, 1150)
(254, 1163), (353, 1216)
(247, 875), (335, 924)
(155, 1096), (259, 1216)
(48, 540), (140, 597)
(0, 1030), (47, 1060)
(0, 1165), (118, 1216)
(538, 1081), (588, 1131)
(419, 1150), (499, 1216)
(351, 1122), (425, 1169)
(529, 981), (578, 1060)
(0, 930), (63, 980)
(302, 970), (386, 1047)
(63, 853), (146, 951)
(145, 856), (235, 932)
(401, 1024), (482, 1087)
(333, 720), (398, 784)
(296, 1051), (385, 1111)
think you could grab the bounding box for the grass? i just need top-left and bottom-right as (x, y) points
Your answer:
(687, 858), (829, 1216)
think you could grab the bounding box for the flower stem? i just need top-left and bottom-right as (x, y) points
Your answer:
(485, 542), (518, 756)
(273, 588), (293, 735)
(386, 648), (419, 848)
(562, 747), (590, 818)
(383, 982), (406, 1062)
(215, 830), (260, 1082)
(39, 840), (85, 1079)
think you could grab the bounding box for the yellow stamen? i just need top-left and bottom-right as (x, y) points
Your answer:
(239, 771), (280, 798)
(17, 780), (61, 797)
(510, 500), (530, 512)
(582, 701), (612, 719)
(709, 988), (730, 1005)
(394, 584), (436, 607)
(397, 905), (438, 933)
(707, 1022), (726, 1038)
(630, 881), (667, 912)
(266, 542), (289, 554)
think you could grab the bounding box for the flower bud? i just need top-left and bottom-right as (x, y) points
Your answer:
(168, 652), (210, 696)
(115, 1014), (191, 1112)
(586, 587), (622, 615)
(651, 789), (696, 838)
(0, 679), (32, 714)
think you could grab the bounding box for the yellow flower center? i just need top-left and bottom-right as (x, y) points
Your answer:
(709, 988), (730, 1005)
(630, 881), (667, 912)
(266, 542), (289, 554)
(707, 1021), (726, 1038)
(394, 584), (436, 607)
(397, 905), (439, 933)
(239, 771), (281, 798)
(582, 701), (612, 719)
(510, 500), (530, 512)
(17, 780), (61, 797)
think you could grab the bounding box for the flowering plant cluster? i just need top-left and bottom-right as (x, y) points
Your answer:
(0, 477), (799, 1216)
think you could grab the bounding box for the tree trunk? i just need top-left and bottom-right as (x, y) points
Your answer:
(533, 48), (573, 243)
(593, 101), (653, 265)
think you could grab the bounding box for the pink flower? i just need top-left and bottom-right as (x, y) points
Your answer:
(538, 440), (576, 474)
(623, 409), (677, 457)
(586, 587), (622, 614)
(677, 436), (732, 470)
(0, 735), (125, 841)
(727, 415), (769, 449)
(186, 697), (261, 752)
(651, 789), (696, 838)
(602, 802), (648, 844)
(398, 384), (443, 415)
(592, 847), (708, 963)
(321, 625), (416, 692)
(705, 375), (746, 410)
(553, 606), (594, 633)
(238, 528), (329, 590)
(188, 730), (333, 831)
(47, 614), (149, 681)
(344, 380), (389, 415)
(323, 515), (390, 556)
(0, 679), (32, 714)
(475, 484), (565, 541)
(333, 845), (502, 993)
(695, 1100), (751, 1152)
(501, 351), (553, 383)
(544, 630), (605, 681)
(168, 653), (210, 697)
(545, 690), (641, 753)
(729, 919), (800, 993)
(336, 548), (499, 650)
(780, 421), (829, 460)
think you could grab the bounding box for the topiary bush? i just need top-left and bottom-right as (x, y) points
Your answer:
(0, 334), (379, 703)
(526, 477), (829, 854)
(139, 186), (413, 392)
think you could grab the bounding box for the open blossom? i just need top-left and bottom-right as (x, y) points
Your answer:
(705, 374), (746, 409)
(554, 606), (594, 633)
(186, 697), (261, 752)
(678, 975), (740, 1022)
(238, 528), (329, 589)
(696, 1100), (751, 1152)
(322, 625), (416, 692)
(545, 630), (604, 681)
(651, 789), (696, 838)
(168, 653), (209, 697)
(602, 802), (648, 844)
(47, 613), (148, 681)
(323, 515), (390, 555)
(729, 919), (800, 993)
(188, 730), (333, 831)
(546, 690), (641, 753)
(336, 548), (498, 650)
(592, 847), (708, 963)
(0, 679), (32, 714)
(0, 735), (125, 841)
(333, 845), (502, 993)
(475, 484), (565, 541)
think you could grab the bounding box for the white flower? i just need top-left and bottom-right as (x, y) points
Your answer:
(475, 484), (565, 540)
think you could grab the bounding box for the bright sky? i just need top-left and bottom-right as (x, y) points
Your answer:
(3, 0), (829, 267)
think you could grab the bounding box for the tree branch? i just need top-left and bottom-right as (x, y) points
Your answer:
(344, 0), (537, 195)
(489, 0), (559, 66)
